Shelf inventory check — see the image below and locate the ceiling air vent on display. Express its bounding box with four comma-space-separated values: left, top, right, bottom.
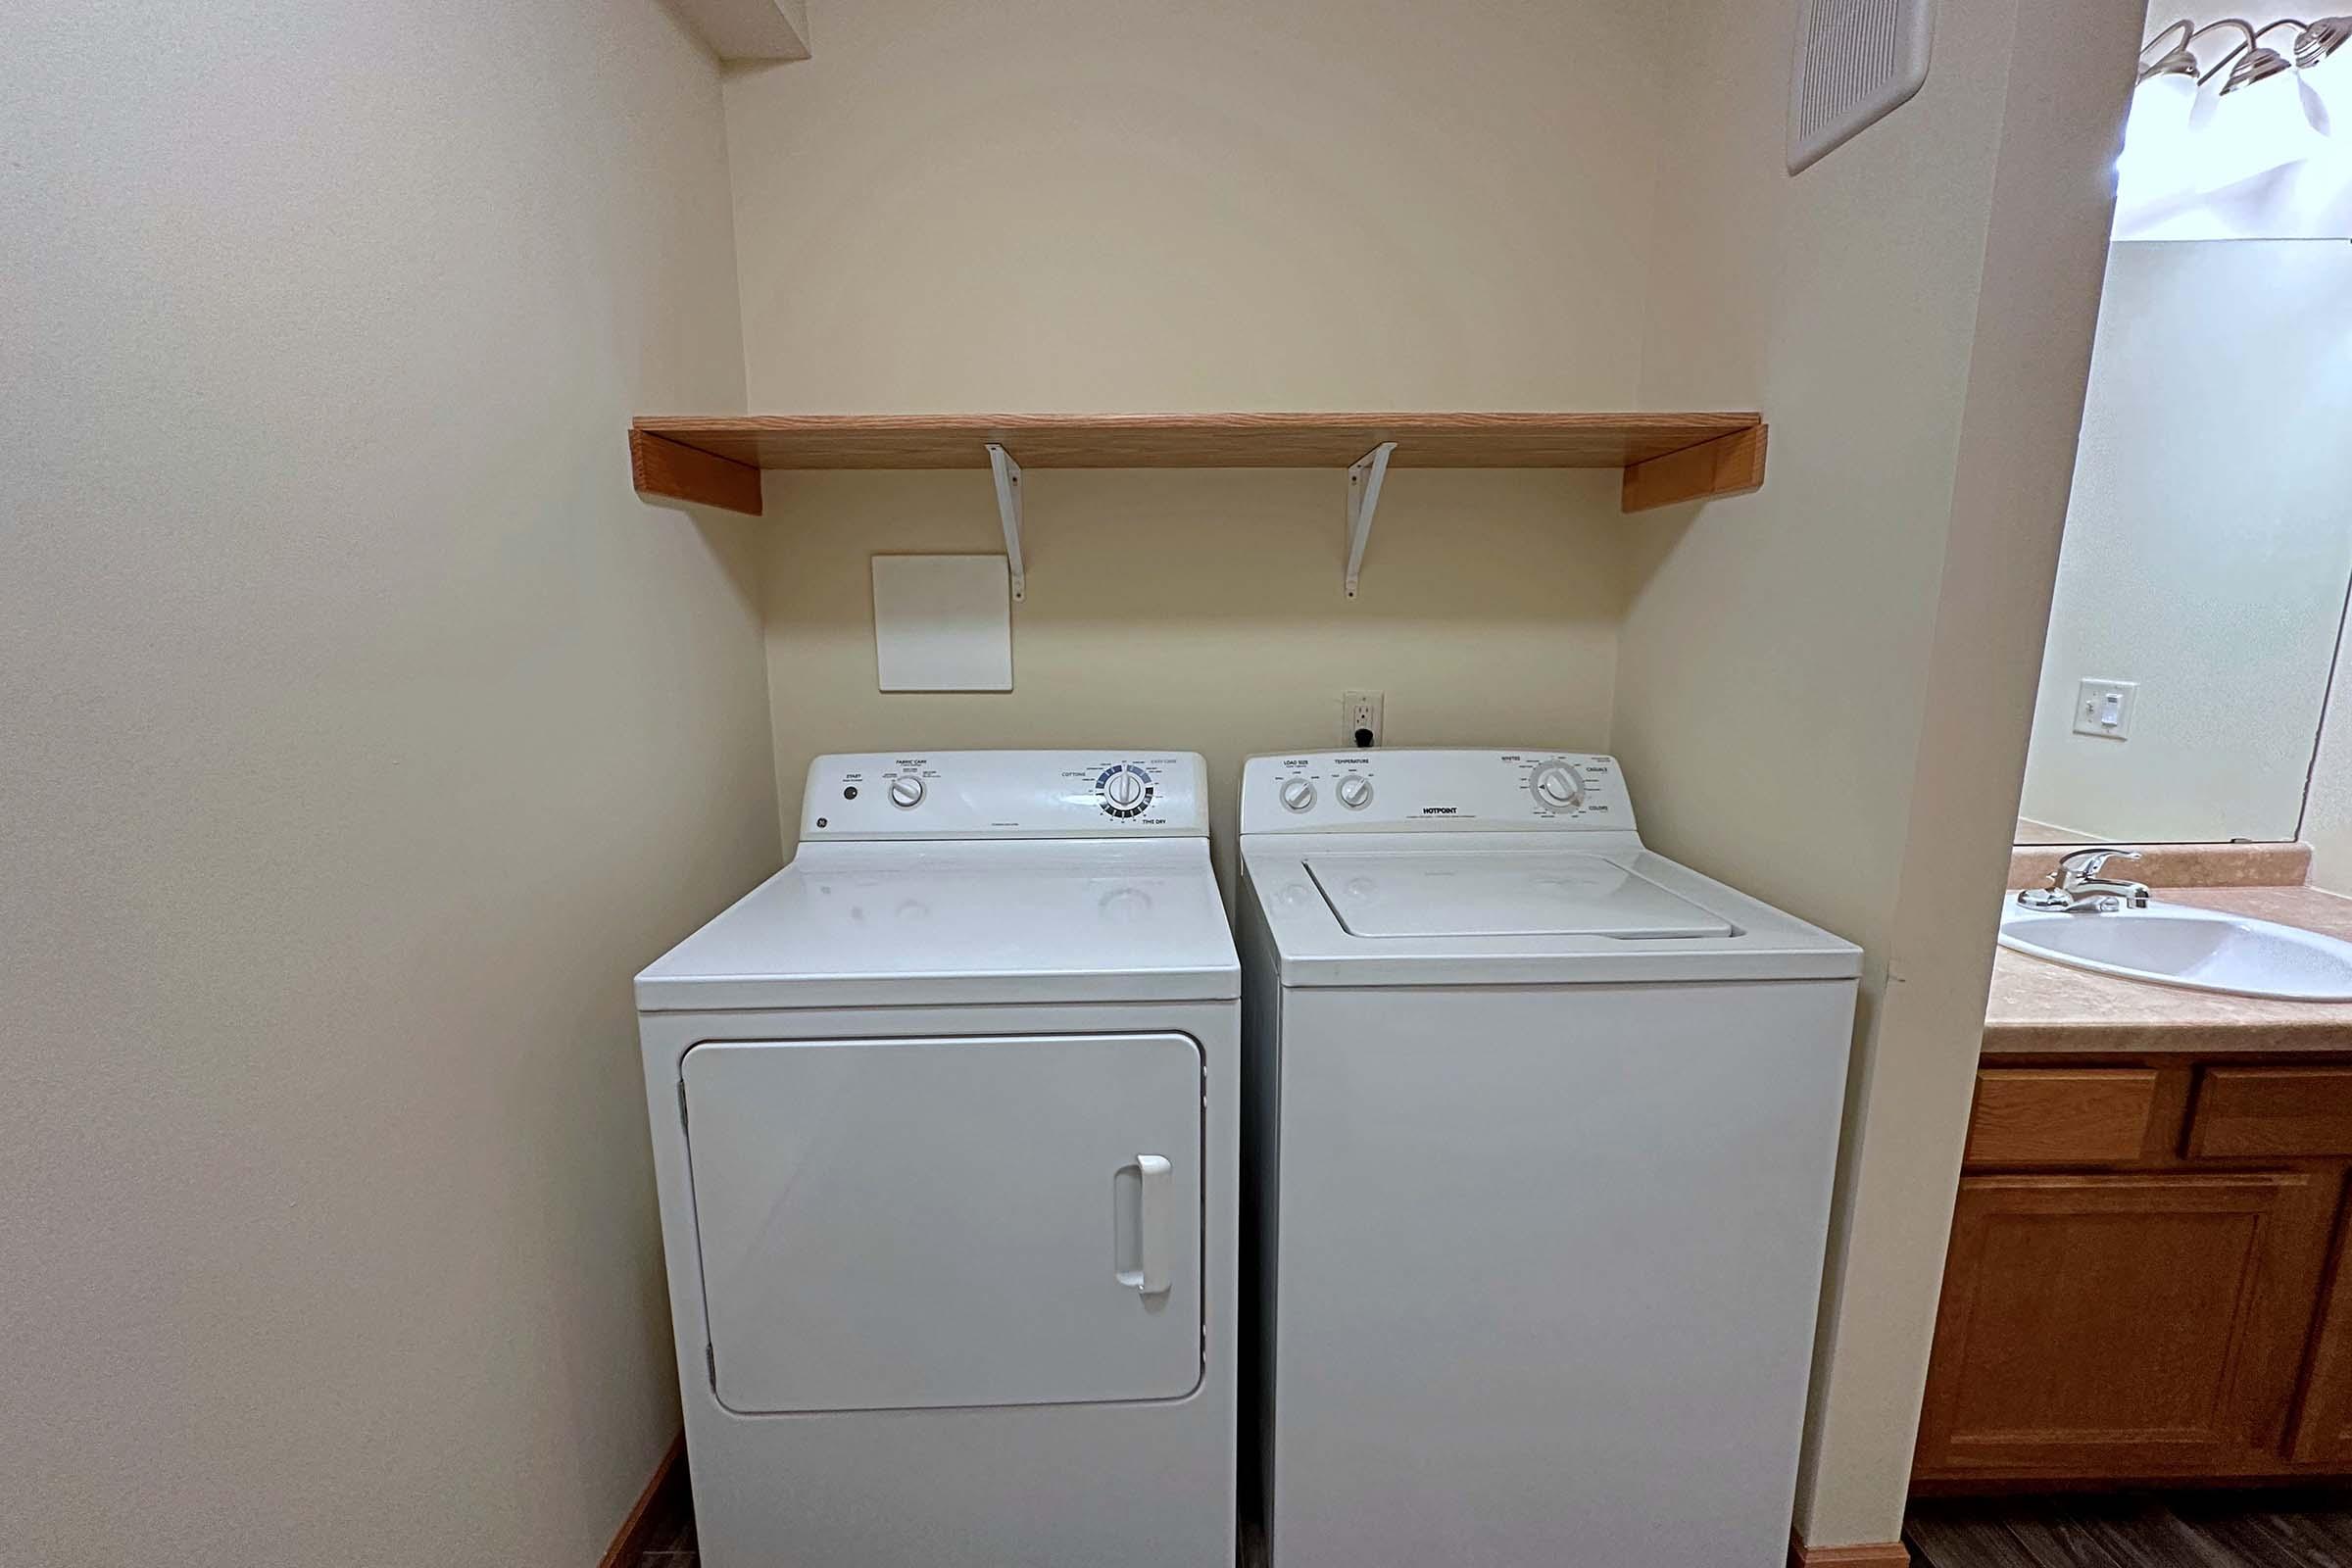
1788, 0, 1935, 173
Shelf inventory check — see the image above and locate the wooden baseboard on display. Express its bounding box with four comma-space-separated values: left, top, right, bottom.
599, 1431, 688, 1568
1789, 1527, 1912, 1568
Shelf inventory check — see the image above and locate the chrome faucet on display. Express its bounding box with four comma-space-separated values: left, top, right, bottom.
2016, 847, 2151, 913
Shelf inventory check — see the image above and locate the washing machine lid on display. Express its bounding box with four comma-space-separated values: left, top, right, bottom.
1305, 852, 1734, 939
1243, 841, 1862, 986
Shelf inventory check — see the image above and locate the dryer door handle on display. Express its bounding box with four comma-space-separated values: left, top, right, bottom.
1116, 1154, 1174, 1298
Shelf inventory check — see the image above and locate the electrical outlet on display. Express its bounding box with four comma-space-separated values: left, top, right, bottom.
1343, 690, 1383, 749
2072, 678, 2137, 740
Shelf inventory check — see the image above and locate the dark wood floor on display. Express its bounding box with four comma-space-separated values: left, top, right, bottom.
637, 1520, 1259, 1566
629, 1485, 695, 1567
1908, 1494, 2352, 1568
632, 1523, 1256, 1566
643, 1492, 2352, 1565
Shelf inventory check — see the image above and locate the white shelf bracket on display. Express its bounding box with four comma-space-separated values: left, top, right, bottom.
1344, 442, 1396, 599
986, 442, 1025, 602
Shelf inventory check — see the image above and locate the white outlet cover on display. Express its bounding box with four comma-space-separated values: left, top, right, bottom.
871, 555, 1012, 692
2072, 677, 2137, 741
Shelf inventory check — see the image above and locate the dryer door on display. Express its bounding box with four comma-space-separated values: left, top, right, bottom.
680, 1032, 1204, 1412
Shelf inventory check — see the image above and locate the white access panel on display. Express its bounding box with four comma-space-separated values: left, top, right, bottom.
871, 555, 1013, 691
683, 1033, 1203, 1413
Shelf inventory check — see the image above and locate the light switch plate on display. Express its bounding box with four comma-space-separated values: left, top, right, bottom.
2072, 677, 2137, 740
871, 555, 1012, 692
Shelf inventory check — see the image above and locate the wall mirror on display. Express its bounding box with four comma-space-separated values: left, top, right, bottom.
2015, 237, 2352, 847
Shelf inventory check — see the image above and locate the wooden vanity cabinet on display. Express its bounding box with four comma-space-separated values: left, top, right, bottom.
1914, 1057, 2352, 1488
2295, 1205, 2352, 1465
1918, 1169, 2331, 1476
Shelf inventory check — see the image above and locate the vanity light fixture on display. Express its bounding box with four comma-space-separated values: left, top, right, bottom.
2129, 15, 2342, 195
2137, 15, 2352, 108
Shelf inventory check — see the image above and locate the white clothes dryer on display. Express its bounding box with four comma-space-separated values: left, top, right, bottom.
638, 751, 1239, 1567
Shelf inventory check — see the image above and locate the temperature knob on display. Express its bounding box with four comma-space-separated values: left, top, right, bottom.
1279, 778, 1317, 812
1530, 761, 1585, 810
1336, 775, 1372, 809
889, 776, 925, 808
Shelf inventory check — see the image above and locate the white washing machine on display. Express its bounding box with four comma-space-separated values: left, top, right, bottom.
1237, 749, 1861, 1568
637, 751, 1239, 1568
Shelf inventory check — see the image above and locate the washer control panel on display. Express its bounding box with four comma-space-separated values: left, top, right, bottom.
802, 751, 1208, 839
1239, 750, 1633, 833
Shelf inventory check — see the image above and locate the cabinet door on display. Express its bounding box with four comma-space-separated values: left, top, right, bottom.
682, 1033, 1203, 1414
2292, 1200, 2352, 1463
1916, 1173, 2334, 1478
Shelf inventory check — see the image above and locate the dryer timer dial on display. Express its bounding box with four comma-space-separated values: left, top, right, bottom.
1097, 763, 1156, 818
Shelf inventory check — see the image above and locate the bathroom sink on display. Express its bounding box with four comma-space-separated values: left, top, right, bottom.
1998, 899, 2352, 1003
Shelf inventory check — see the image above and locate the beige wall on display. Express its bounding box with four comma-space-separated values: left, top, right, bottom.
760, 468, 1625, 870
722, 0, 1674, 855
723, 0, 1669, 415
1, 3, 777, 1564
1617, 0, 2140, 1546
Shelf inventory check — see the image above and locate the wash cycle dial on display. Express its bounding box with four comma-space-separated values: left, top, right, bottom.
1097, 762, 1156, 819
1530, 761, 1585, 810
889, 776, 925, 808
1280, 778, 1317, 812
1336, 775, 1372, 809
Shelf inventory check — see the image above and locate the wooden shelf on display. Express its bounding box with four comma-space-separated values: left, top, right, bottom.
627, 412, 1768, 518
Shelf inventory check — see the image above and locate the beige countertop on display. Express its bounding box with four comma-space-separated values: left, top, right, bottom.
1984, 884, 2352, 1056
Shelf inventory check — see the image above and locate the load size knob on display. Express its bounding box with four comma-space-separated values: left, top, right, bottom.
1280, 778, 1317, 812
1336, 775, 1372, 809
1530, 762, 1584, 810
889, 776, 925, 808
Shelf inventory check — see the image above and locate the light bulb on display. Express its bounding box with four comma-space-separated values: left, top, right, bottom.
2117, 69, 2198, 201
2188, 57, 2321, 192
2298, 19, 2352, 134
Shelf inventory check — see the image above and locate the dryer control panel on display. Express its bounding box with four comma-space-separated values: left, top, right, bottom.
1239, 750, 1635, 834
803, 751, 1209, 840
